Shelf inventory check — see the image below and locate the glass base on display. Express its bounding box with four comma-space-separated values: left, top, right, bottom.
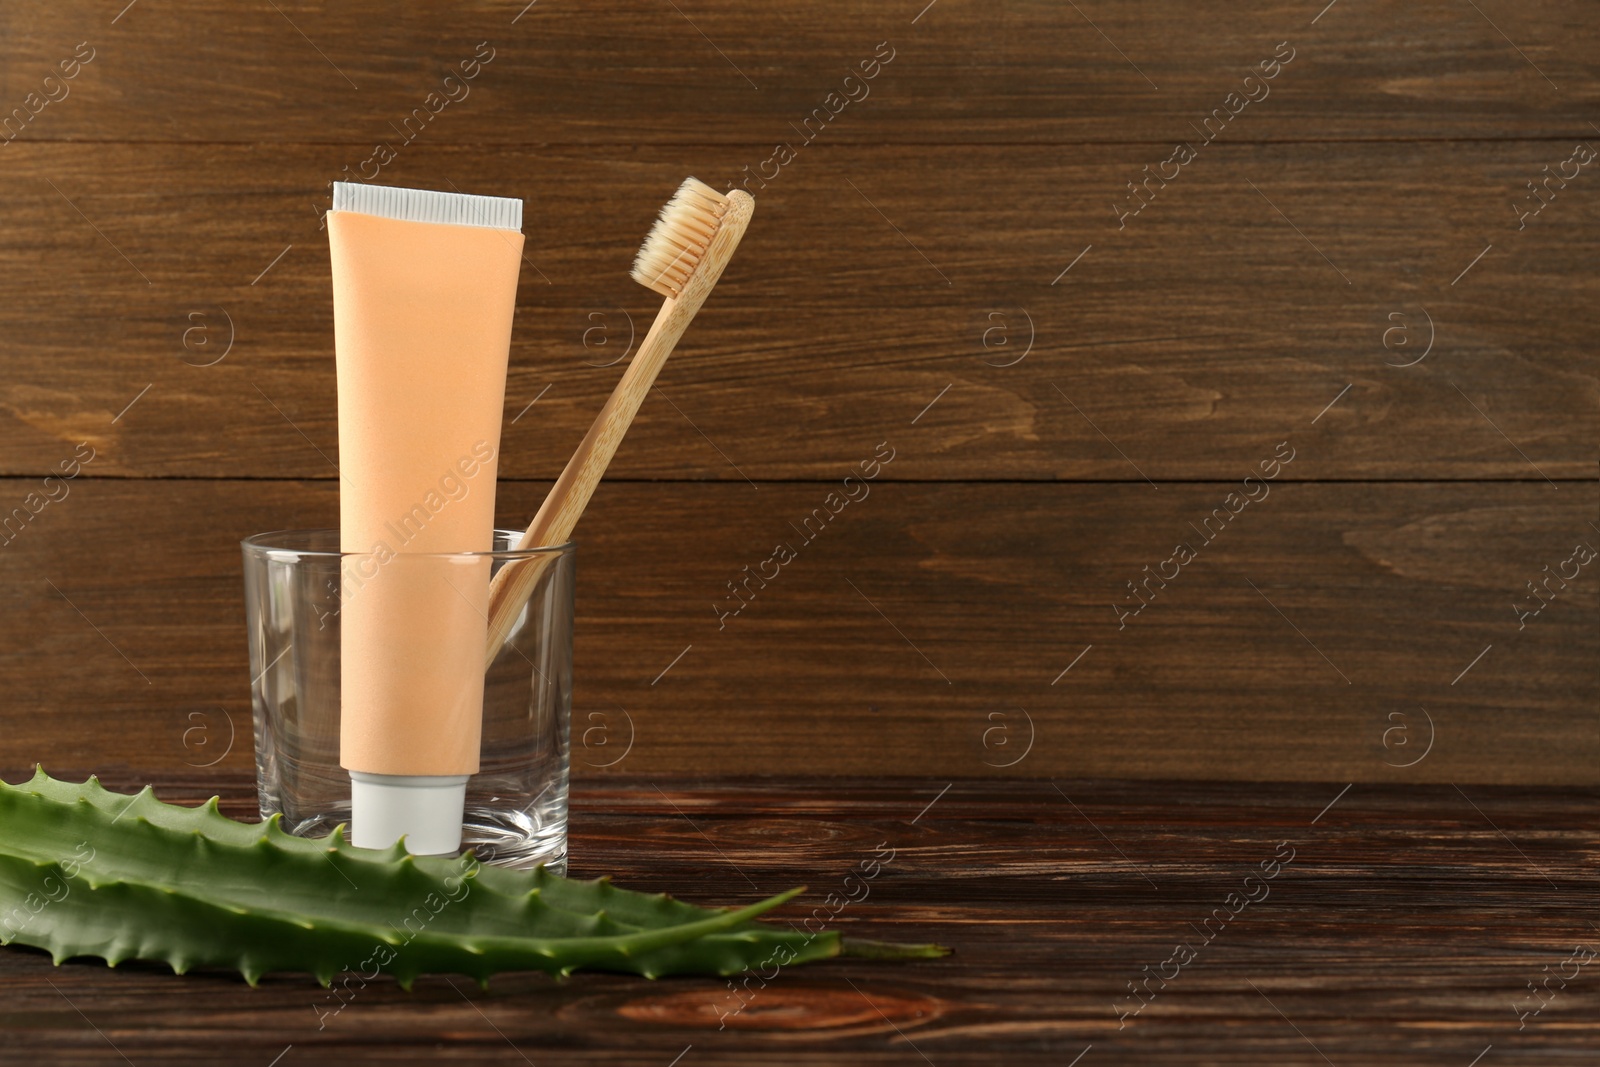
279, 803, 568, 874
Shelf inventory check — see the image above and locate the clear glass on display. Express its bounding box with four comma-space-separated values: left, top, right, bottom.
241, 529, 573, 872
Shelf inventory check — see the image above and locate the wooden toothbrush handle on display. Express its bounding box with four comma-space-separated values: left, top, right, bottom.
483, 192, 753, 668
480, 304, 682, 668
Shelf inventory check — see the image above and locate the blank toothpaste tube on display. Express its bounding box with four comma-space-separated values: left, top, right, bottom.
327, 181, 523, 854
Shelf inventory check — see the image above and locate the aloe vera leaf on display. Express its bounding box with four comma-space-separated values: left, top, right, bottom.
839, 936, 949, 959
484, 866, 847, 972
9, 771, 734, 936
0, 771, 944, 984
0, 846, 798, 986
0, 771, 799, 983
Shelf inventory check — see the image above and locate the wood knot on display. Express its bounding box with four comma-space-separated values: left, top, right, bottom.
617, 982, 945, 1033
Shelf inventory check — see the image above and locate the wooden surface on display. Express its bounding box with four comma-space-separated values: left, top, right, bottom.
2, 775, 1597, 1065
1, 1, 1596, 142
1, 475, 1595, 784
1, 0, 1597, 785
1, 141, 1596, 481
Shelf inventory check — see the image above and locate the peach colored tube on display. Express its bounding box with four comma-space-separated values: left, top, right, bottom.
329, 210, 523, 776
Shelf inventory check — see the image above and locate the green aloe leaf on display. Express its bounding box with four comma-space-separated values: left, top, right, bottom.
0, 770, 945, 986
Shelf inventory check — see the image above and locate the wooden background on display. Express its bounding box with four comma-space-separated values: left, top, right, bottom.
0, 0, 1596, 786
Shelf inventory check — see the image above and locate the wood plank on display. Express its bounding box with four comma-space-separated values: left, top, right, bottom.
0, 476, 1592, 785
0, 142, 1593, 480
0, 776, 1594, 1063
1, 1, 1594, 145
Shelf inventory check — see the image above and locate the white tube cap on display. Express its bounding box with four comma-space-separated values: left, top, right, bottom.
349, 771, 469, 855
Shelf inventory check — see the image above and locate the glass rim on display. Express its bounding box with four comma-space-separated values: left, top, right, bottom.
241, 528, 575, 563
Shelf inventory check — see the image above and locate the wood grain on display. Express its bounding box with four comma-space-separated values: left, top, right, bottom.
0, 5, 1595, 1057
0, 142, 1593, 481
1, 1, 1594, 144
0, 0, 1595, 787
0, 476, 1592, 786
1, 776, 1594, 1064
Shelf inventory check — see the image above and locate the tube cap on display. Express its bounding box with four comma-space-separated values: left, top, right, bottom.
349, 771, 469, 855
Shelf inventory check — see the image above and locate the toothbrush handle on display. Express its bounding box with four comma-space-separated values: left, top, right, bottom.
484, 193, 753, 668
481, 301, 685, 668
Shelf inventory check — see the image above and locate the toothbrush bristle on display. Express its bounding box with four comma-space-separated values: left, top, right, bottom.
630, 177, 730, 299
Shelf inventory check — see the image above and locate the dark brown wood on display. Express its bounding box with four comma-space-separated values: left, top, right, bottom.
2, 1, 1595, 144
0, 0, 1596, 1056
0, 141, 1594, 481
0, 776, 1595, 1064
0, 476, 1592, 785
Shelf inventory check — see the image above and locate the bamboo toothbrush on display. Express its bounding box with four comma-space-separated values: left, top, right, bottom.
484, 178, 755, 667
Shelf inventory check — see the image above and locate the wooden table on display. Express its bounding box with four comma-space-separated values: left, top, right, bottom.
3, 776, 1595, 1064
